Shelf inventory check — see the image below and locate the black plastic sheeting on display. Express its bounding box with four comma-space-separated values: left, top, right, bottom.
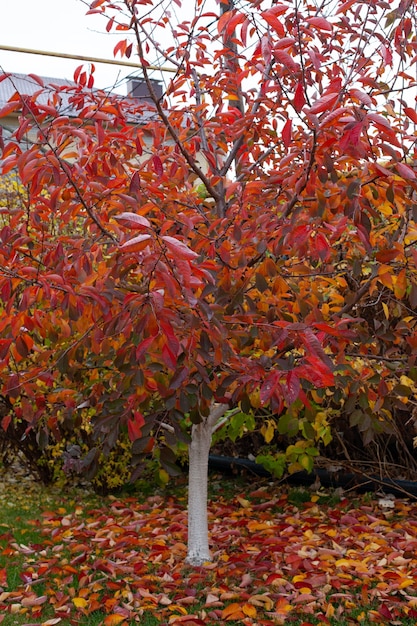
208, 455, 417, 499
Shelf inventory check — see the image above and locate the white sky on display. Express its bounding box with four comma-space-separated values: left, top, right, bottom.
0, 0, 157, 94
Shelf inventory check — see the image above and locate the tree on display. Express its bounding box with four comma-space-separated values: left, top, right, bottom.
1, 0, 417, 564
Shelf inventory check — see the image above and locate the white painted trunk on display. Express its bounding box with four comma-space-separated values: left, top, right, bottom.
186, 403, 228, 566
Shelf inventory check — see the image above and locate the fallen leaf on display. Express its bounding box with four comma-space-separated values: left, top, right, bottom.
103, 615, 127, 626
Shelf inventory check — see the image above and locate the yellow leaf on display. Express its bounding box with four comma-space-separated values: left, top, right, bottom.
382, 301, 389, 319
242, 603, 257, 617
326, 603, 336, 618
379, 201, 393, 217
73, 597, 88, 609
168, 605, 187, 614
159, 469, 170, 485
292, 574, 307, 583
261, 419, 276, 443
249, 594, 274, 610
400, 375, 415, 388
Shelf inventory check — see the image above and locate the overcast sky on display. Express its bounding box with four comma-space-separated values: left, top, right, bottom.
0, 0, 158, 94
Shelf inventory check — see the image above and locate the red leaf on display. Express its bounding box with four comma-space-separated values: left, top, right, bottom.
273, 50, 299, 72
262, 10, 285, 37
28, 73, 44, 87
314, 232, 331, 261
282, 371, 300, 405
106, 16, 115, 32
308, 93, 339, 115
135, 135, 143, 156
115, 212, 151, 230
217, 10, 233, 35
339, 122, 364, 153
241, 18, 250, 47
376, 247, 402, 263
298, 356, 334, 388
282, 118, 292, 149
136, 336, 155, 361
129, 170, 141, 194
1, 414, 11, 432
169, 366, 189, 391
128, 411, 145, 442
306, 17, 333, 31
300, 328, 334, 369
15, 335, 33, 359
337, 0, 358, 13
0, 339, 12, 360
294, 82, 306, 112
162, 236, 199, 260
349, 88, 373, 107
153, 155, 164, 177
261, 34, 272, 65
0, 100, 21, 118
396, 162, 416, 180
379, 43, 393, 67
73, 65, 85, 85
260, 371, 280, 405
160, 320, 180, 357
404, 106, 417, 124
162, 343, 177, 369
120, 234, 152, 252
113, 39, 129, 58
367, 113, 401, 146
224, 11, 246, 38
378, 605, 394, 620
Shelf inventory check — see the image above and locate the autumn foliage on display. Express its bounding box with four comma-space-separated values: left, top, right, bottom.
0, 0, 417, 485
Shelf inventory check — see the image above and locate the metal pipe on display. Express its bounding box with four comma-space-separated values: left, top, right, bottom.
0, 44, 177, 73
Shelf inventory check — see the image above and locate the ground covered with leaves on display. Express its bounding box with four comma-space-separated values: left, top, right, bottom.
1, 468, 417, 626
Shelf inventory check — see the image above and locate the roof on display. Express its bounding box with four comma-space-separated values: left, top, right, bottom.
0, 72, 160, 126
0, 72, 76, 109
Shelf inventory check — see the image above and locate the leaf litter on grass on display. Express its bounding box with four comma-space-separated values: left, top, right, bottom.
1, 471, 417, 625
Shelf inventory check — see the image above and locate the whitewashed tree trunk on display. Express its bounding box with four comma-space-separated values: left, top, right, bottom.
186, 403, 228, 566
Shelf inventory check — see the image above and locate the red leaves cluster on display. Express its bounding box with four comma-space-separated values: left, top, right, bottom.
2, 485, 417, 624
1, 0, 417, 481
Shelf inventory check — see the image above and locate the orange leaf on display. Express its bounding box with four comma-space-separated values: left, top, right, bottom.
221, 603, 245, 620
103, 615, 126, 626
276, 596, 293, 614
394, 268, 407, 299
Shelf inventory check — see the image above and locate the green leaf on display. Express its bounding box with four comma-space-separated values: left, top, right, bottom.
278, 413, 299, 437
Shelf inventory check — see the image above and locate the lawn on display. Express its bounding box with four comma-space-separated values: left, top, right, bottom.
1, 464, 417, 625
